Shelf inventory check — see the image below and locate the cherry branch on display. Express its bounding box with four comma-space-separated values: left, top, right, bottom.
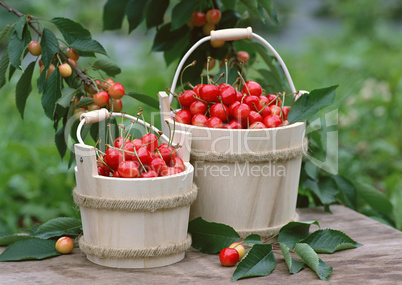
0, 0, 96, 90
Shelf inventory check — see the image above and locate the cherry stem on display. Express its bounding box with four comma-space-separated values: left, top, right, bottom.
193, 94, 214, 104
133, 146, 147, 172
214, 72, 225, 84
180, 60, 196, 92
200, 73, 204, 86
206, 57, 211, 84
219, 97, 230, 122
237, 71, 251, 96
225, 59, 228, 84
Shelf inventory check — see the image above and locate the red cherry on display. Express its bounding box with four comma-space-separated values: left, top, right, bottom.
217, 83, 230, 92
205, 116, 223, 128
139, 170, 158, 178
218, 85, 237, 105
117, 161, 139, 178
179, 90, 197, 108
243, 95, 259, 111
109, 83, 125, 99
193, 84, 202, 95
191, 113, 208, 127
282, 106, 290, 120
229, 101, 241, 117
199, 84, 218, 103
267, 94, 281, 106
237, 51, 250, 64
149, 157, 167, 175
190, 11, 206, 27
232, 103, 251, 121
236, 91, 243, 102
270, 105, 282, 116
132, 138, 142, 149
123, 142, 136, 160
66, 48, 79, 61
206, 9, 221, 24
172, 157, 185, 171
97, 166, 109, 177
224, 120, 242, 129
175, 109, 192, 124
158, 145, 177, 165
248, 111, 263, 124
132, 146, 152, 165
104, 148, 123, 171
258, 96, 269, 111
242, 81, 262, 97
108, 99, 123, 112
93, 91, 109, 107
249, 121, 266, 129
28, 41, 42, 56
189, 100, 208, 116
263, 114, 282, 128
141, 133, 159, 152
260, 104, 272, 118
113, 171, 120, 178
210, 103, 229, 123
219, 248, 239, 267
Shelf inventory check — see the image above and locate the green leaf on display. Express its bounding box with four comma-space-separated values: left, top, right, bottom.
356, 183, 394, 216
126, 0, 148, 33
37, 64, 47, 93
31, 230, 68, 240
240, 0, 264, 22
163, 32, 189, 66
0, 24, 15, 41
152, 23, 189, 52
55, 126, 67, 158
103, 0, 129, 31
0, 51, 9, 89
278, 221, 320, 249
51, 17, 91, 44
0, 239, 60, 261
92, 59, 121, 77
188, 217, 240, 254
303, 178, 339, 208
145, 0, 169, 29
57, 87, 77, 109
76, 97, 94, 108
287, 85, 337, 124
332, 175, 357, 209
300, 229, 362, 253
0, 234, 36, 246
304, 161, 319, 181
256, 68, 284, 94
16, 61, 35, 119
70, 39, 107, 55
293, 243, 333, 281
232, 244, 276, 281
279, 243, 305, 274
41, 68, 62, 118
7, 33, 25, 69
257, 0, 279, 24
35, 217, 82, 233
244, 234, 262, 244
126, 92, 159, 109
14, 16, 27, 40
218, 10, 241, 29
170, 0, 199, 31
40, 28, 60, 68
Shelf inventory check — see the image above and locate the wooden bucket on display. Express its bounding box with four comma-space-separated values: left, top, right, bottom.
159, 27, 306, 239
73, 109, 196, 268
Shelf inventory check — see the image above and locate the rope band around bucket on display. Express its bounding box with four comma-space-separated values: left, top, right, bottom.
236, 212, 299, 239
190, 138, 308, 163
73, 184, 198, 212
79, 234, 192, 259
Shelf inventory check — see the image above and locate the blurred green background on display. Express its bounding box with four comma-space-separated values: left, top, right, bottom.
0, 0, 401, 232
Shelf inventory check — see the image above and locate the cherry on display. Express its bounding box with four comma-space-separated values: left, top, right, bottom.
193, 84, 202, 95
267, 94, 281, 106
175, 109, 192, 125
224, 120, 242, 129
87, 103, 100, 111
108, 99, 123, 112
229, 101, 241, 117
249, 121, 266, 129
270, 105, 282, 116
68, 58, 78, 68
210, 40, 225, 48
210, 103, 229, 123
55, 237, 74, 254
58, 63, 72, 77
28, 41, 42, 56
123, 142, 136, 160
232, 103, 251, 121
109, 83, 125, 99
66, 48, 79, 60
258, 96, 270, 111
206, 9, 221, 24
113, 171, 120, 178
157, 144, 177, 165
229, 242, 246, 260
104, 148, 123, 171
237, 51, 250, 64
190, 11, 206, 27
202, 22, 215, 36
243, 95, 259, 111
149, 157, 167, 175
141, 133, 159, 152
263, 114, 282, 128
282, 106, 290, 120
191, 113, 208, 127
47, 63, 56, 78
219, 248, 239, 266
179, 90, 197, 108
97, 165, 109, 177
199, 84, 218, 102
242, 81, 262, 97
132, 146, 152, 165
219, 85, 237, 105
114, 137, 131, 149
102, 78, 115, 91
248, 111, 263, 124
93, 91, 109, 107
204, 57, 216, 70
139, 170, 158, 178
172, 156, 185, 171
118, 160, 139, 178
205, 116, 223, 128
160, 166, 181, 177
132, 138, 142, 149
189, 100, 208, 116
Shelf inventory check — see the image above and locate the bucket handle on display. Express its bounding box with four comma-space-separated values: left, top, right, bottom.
76, 109, 171, 146
168, 26, 297, 105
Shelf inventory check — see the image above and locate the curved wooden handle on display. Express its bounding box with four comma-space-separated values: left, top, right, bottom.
210, 27, 252, 41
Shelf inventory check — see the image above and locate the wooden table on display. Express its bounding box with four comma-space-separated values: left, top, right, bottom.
1, 205, 401, 284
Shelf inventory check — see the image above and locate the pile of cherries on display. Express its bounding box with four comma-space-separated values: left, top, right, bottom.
174, 80, 290, 129
97, 132, 185, 179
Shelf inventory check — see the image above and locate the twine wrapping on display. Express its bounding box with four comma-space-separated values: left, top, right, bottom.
190, 137, 308, 163
236, 212, 299, 239
73, 183, 198, 212
79, 234, 192, 259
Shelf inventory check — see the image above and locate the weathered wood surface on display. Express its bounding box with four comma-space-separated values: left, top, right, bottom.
1, 205, 401, 284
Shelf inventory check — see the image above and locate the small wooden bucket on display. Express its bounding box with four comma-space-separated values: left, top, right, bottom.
159, 27, 306, 239
73, 109, 196, 268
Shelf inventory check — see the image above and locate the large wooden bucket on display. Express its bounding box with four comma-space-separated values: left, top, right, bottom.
73, 109, 195, 268
159, 27, 306, 239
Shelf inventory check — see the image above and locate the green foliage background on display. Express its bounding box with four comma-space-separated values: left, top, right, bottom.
0, 0, 401, 232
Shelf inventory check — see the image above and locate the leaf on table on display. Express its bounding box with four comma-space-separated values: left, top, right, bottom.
293, 243, 333, 281
188, 217, 240, 254
244, 234, 262, 244
277, 220, 320, 249
0, 234, 36, 246
35, 217, 82, 233
301, 229, 362, 253
232, 244, 276, 281
287, 85, 338, 124
0, 239, 60, 261
279, 243, 305, 274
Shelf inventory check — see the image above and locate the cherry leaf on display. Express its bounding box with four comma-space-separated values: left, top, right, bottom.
0, 239, 60, 261
244, 234, 262, 244
279, 242, 305, 274
232, 244, 276, 281
35, 217, 82, 233
16, 61, 35, 119
300, 229, 362, 253
278, 221, 320, 249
